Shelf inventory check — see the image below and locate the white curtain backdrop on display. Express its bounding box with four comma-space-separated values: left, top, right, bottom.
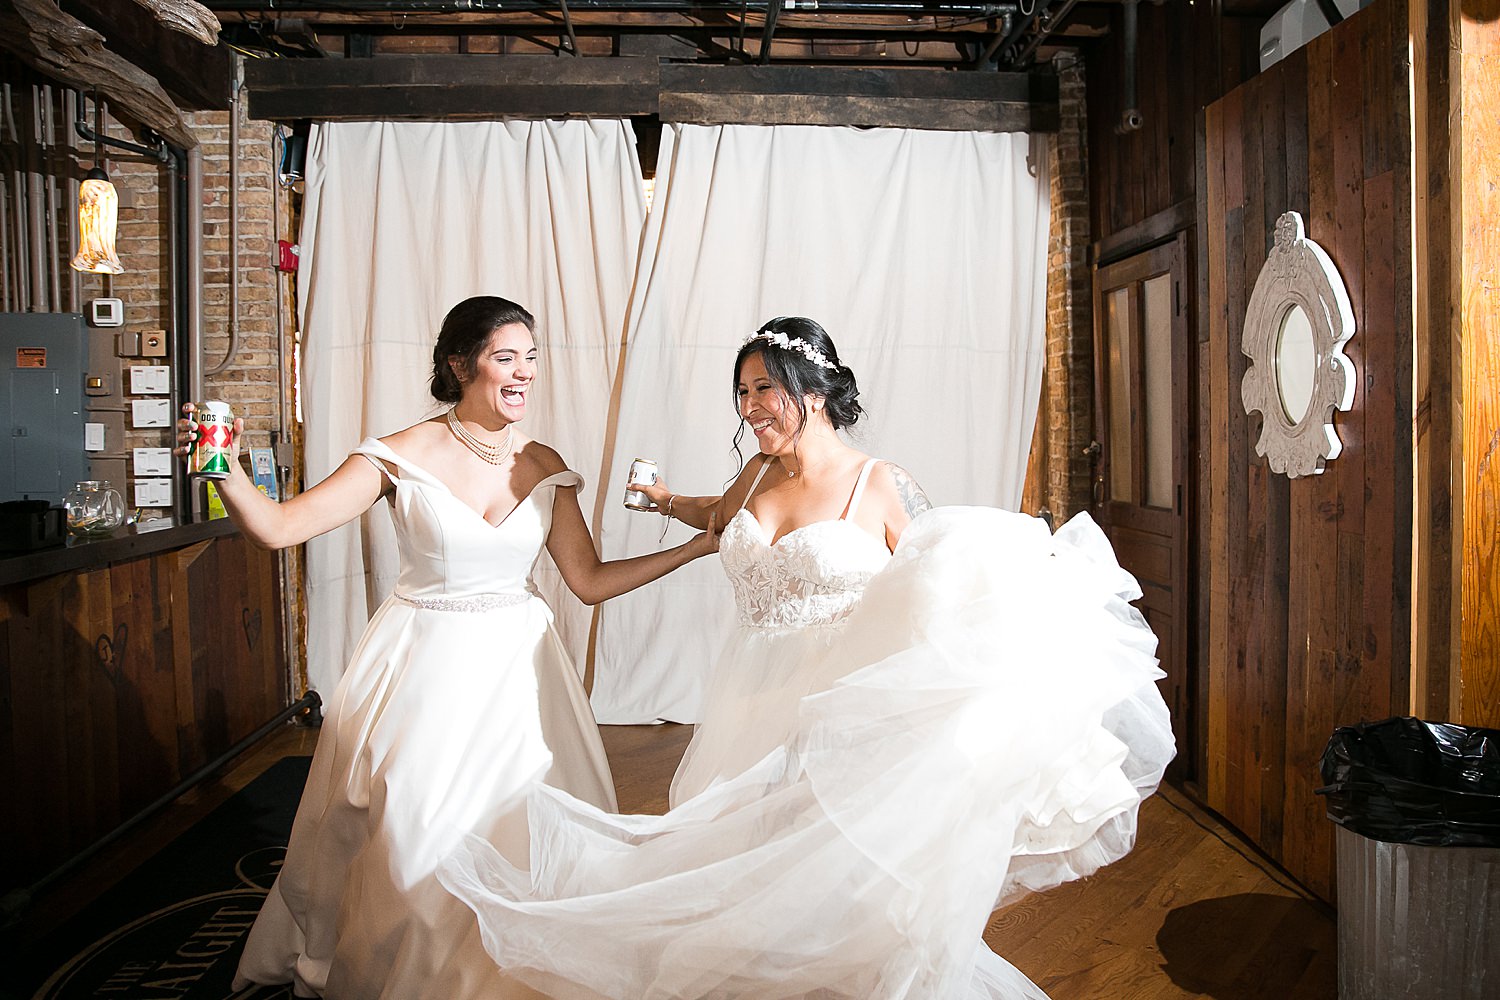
297, 119, 646, 696
588, 123, 1051, 724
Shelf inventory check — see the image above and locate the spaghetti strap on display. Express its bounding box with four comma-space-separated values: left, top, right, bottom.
739, 457, 775, 512
842, 459, 880, 521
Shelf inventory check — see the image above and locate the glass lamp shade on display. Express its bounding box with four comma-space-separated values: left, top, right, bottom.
70, 168, 124, 274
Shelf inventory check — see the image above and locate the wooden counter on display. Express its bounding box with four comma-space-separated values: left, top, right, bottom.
0, 520, 289, 893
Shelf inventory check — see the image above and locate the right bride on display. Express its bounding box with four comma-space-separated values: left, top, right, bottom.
441, 316, 1177, 999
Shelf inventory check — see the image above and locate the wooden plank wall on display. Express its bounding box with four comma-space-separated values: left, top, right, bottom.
1457, 0, 1500, 729
1086, 0, 1260, 241
1199, 0, 1412, 901
0, 534, 287, 890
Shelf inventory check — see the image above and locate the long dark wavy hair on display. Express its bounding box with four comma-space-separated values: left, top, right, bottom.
730, 316, 863, 473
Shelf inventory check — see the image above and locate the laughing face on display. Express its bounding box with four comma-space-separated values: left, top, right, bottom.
453, 321, 537, 421
737, 352, 805, 457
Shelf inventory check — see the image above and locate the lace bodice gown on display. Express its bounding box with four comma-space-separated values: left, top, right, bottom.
232, 439, 616, 1000
440, 465, 1176, 1000
671, 458, 891, 804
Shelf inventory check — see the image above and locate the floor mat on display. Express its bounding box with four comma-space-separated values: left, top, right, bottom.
11, 755, 312, 1000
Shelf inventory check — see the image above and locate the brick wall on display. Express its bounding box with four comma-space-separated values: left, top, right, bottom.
1022, 54, 1094, 525
79, 91, 286, 485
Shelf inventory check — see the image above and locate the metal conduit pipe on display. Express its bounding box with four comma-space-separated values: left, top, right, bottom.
187, 145, 205, 404
206, 69, 242, 376
4, 83, 27, 312
0, 173, 10, 312
65, 89, 80, 311
1116, 0, 1142, 133
42, 85, 61, 313
27, 85, 47, 312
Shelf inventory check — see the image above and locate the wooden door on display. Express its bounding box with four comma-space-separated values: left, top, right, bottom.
1092, 233, 1194, 780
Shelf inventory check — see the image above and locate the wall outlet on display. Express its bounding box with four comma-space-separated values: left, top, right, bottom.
140, 330, 168, 357
129, 365, 171, 395
132, 447, 173, 476
133, 478, 173, 507
131, 398, 172, 428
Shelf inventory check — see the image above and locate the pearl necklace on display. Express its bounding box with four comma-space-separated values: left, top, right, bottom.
446, 408, 514, 465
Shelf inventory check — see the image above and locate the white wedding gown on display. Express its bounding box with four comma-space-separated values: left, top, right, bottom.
233, 439, 617, 999
440, 459, 1176, 999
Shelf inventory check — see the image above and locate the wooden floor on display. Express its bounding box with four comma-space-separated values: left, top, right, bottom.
19, 721, 1337, 999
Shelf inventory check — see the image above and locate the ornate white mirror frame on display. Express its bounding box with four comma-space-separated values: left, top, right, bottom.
1240, 211, 1357, 478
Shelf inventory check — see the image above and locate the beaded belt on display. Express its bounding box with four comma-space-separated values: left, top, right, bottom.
393, 591, 531, 613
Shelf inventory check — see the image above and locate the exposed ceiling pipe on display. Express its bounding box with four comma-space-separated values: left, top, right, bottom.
1007, 0, 1079, 67
758, 0, 782, 63
557, 0, 582, 53
1115, 0, 1142, 133
208, 0, 1012, 14
74, 92, 174, 165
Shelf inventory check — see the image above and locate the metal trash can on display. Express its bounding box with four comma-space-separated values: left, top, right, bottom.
1319, 717, 1500, 1000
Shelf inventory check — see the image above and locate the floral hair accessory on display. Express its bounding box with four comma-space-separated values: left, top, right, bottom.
744, 329, 839, 371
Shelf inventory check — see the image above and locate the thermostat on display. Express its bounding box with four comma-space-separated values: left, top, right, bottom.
89, 298, 124, 327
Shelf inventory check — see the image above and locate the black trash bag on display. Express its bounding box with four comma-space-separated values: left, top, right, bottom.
1317, 716, 1500, 848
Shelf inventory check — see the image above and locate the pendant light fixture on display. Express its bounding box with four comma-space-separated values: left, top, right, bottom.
71, 91, 124, 275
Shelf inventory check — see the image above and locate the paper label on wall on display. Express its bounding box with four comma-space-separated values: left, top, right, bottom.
131, 398, 172, 428
16, 347, 45, 368
133, 447, 173, 476
129, 365, 171, 395
249, 446, 279, 500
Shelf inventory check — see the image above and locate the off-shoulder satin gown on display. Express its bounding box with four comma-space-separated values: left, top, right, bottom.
234, 438, 616, 999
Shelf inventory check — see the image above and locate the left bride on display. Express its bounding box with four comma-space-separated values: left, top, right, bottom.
181, 296, 719, 999
439, 316, 1176, 999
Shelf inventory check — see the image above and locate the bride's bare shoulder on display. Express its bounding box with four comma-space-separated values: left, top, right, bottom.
377, 416, 446, 452
871, 461, 933, 519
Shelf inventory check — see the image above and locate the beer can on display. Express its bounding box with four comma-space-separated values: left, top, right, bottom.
623, 458, 658, 511
191, 400, 234, 479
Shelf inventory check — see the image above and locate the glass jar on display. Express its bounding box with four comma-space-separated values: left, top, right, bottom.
65, 480, 126, 538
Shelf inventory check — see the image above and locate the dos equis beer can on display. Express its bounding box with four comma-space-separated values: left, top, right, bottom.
191, 400, 234, 479
623, 458, 658, 511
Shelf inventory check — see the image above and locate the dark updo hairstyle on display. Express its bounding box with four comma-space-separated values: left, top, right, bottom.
731, 316, 863, 469
429, 296, 536, 404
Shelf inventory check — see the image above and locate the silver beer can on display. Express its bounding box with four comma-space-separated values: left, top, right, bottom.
623, 458, 658, 511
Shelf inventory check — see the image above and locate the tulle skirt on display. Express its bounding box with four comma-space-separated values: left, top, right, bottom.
440, 508, 1176, 999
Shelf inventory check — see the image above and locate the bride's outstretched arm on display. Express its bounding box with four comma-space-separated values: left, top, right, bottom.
176, 405, 387, 550
634, 457, 768, 531
546, 487, 719, 606
636, 482, 720, 530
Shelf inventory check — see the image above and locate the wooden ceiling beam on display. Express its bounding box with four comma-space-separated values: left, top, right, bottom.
217, 9, 1000, 33
244, 53, 662, 120
0, 0, 198, 147
243, 53, 1057, 132
62, 0, 232, 109
660, 62, 1056, 130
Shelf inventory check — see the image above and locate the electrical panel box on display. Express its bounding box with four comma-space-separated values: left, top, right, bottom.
1, 313, 89, 505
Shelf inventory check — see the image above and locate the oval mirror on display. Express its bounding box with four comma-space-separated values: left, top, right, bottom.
1275, 304, 1316, 424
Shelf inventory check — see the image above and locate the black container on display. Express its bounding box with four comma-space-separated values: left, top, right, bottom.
1319, 716, 1500, 848
0, 499, 65, 552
